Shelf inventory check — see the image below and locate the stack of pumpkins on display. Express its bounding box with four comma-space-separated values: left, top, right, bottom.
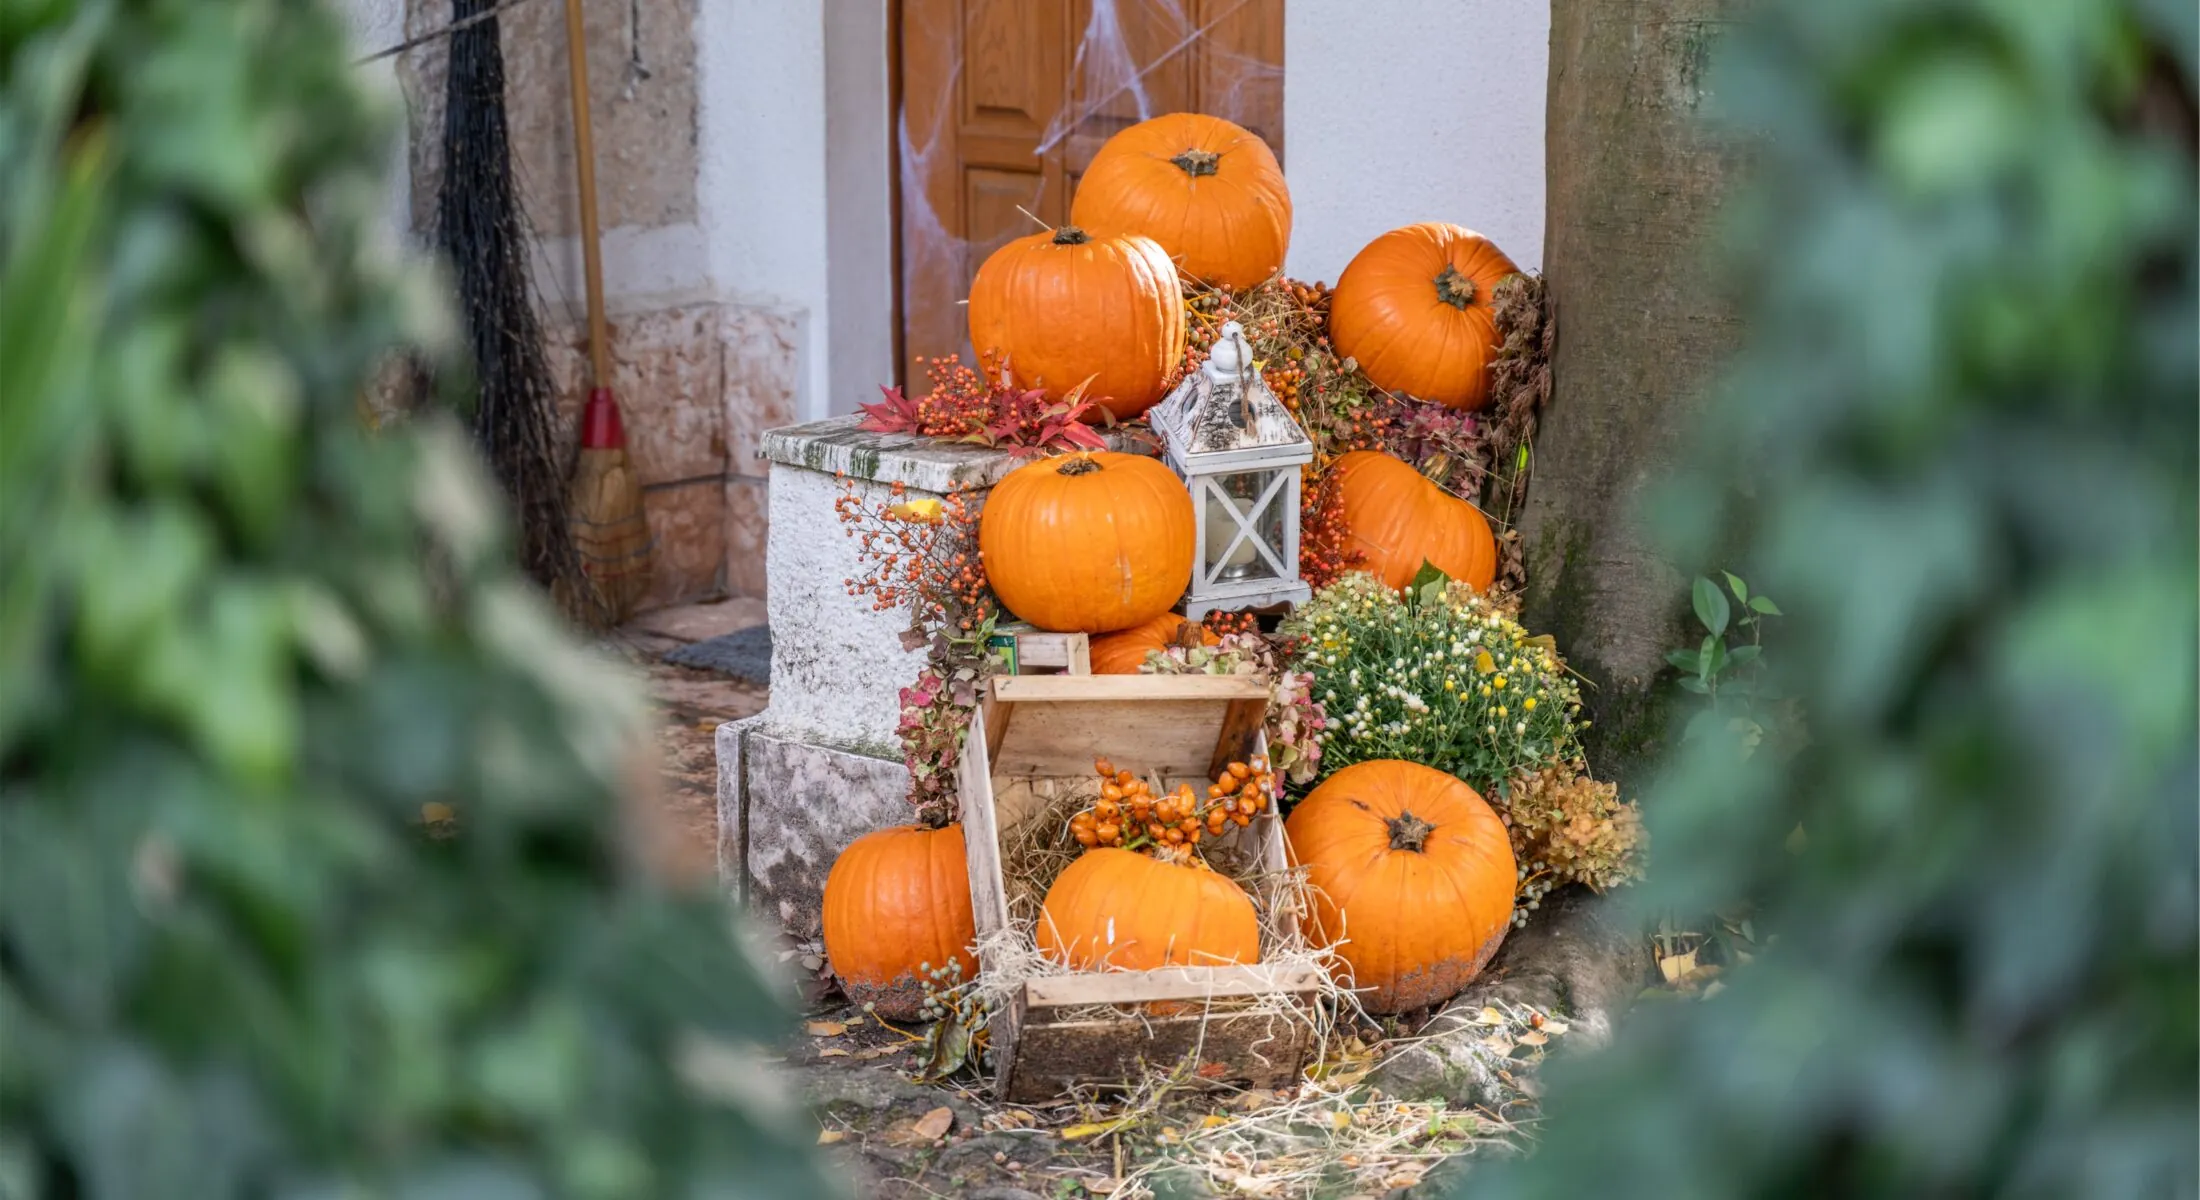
824, 111, 1530, 1024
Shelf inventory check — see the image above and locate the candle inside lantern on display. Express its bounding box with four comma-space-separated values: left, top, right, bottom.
1205, 488, 1263, 572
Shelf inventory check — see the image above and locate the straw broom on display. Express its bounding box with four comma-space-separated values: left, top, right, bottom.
436, 0, 598, 619
558, 0, 652, 622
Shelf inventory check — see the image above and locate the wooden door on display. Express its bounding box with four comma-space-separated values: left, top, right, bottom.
895, 0, 1285, 389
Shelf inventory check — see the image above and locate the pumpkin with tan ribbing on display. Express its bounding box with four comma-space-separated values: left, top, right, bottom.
1330, 450, 1496, 592
1070, 112, 1292, 291
1087, 611, 1218, 674
1285, 760, 1516, 1014
1037, 847, 1261, 973
967, 225, 1185, 420
980, 452, 1195, 634
822, 824, 978, 1020
1329, 223, 1520, 410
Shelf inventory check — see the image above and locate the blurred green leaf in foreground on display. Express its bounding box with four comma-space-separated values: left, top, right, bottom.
1471, 0, 2196, 1196
0, 2, 837, 1196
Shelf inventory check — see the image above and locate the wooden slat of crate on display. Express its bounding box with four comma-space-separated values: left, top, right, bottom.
1004, 1008, 1316, 1104
987, 624, 1091, 675
958, 673, 1318, 1101
986, 675, 1268, 779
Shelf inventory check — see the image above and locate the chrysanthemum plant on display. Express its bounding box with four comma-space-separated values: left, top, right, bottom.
1282, 568, 1645, 921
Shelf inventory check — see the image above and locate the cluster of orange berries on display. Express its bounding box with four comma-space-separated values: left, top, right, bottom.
834, 480, 991, 632
1297, 467, 1361, 589
893, 354, 1011, 438
1070, 757, 1274, 856
1263, 363, 1305, 415
1284, 278, 1332, 318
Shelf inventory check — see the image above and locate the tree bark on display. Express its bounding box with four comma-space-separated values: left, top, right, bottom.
1520, 0, 1750, 791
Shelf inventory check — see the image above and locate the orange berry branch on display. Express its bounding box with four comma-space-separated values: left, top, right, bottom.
1069, 756, 1274, 867
835, 478, 999, 823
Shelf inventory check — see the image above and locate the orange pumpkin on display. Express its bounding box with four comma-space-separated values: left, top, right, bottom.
979, 452, 1195, 634
1330, 450, 1496, 592
1088, 611, 1218, 674
822, 825, 978, 1020
1038, 848, 1261, 972
967, 225, 1186, 420
1329, 223, 1520, 410
1285, 761, 1516, 1014
1070, 113, 1292, 291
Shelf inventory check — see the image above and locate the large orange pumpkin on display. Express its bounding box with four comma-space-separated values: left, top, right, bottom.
822, 825, 978, 1020
1285, 761, 1516, 1014
1038, 848, 1261, 972
1070, 113, 1292, 291
1088, 611, 1218, 674
1329, 223, 1520, 410
1330, 450, 1496, 592
966, 225, 1185, 420
980, 452, 1194, 634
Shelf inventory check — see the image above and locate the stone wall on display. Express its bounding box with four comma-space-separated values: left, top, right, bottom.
386, 0, 792, 607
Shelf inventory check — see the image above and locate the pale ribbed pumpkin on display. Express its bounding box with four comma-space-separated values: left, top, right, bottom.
822, 825, 977, 1020
1070, 112, 1292, 291
1330, 450, 1496, 592
967, 225, 1186, 420
1285, 761, 1516, 1014
1037, 848, 1260, 973
1088, 611, 1217, 674
979, 452, 1195, 634
1329, 223, 1520, 410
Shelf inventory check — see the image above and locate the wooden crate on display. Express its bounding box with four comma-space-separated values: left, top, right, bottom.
985, 622, 1091, 675
956, 674, 1321, 1103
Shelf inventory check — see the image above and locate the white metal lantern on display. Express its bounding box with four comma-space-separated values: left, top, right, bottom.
1149, 320, 1313, 618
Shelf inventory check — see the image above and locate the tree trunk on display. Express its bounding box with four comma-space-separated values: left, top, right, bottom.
1520, 0, 1749, 791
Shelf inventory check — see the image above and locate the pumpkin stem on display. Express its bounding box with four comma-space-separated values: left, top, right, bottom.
1434, 265, 1477, 311
1052, 225, 1092, 246
1170, 149, 1222, 177
1055, 454, 1103, 476
1387, 810, 1437, 853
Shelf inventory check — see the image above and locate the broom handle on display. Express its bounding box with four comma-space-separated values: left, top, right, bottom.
563, 0, 610, 388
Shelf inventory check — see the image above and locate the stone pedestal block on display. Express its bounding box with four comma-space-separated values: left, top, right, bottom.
717, 417, 1145, 933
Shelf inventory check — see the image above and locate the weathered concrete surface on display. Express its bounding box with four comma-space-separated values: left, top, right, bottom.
1367, 887, 1649, 1105
717, 720, 911, 938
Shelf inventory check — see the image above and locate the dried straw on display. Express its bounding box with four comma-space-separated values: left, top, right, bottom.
977, 775, 1361, 1040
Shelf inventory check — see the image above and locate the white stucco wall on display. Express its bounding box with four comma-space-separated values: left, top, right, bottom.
334, 0, 412, 248
1283, 1, 1548, 281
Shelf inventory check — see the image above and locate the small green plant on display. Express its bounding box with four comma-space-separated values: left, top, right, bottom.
1665, 572, 1784, 754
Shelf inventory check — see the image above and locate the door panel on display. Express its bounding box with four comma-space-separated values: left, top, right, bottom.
897, 0, 1284, 389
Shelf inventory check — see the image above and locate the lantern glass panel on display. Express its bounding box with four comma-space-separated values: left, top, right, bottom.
1202, 469, 1291, 585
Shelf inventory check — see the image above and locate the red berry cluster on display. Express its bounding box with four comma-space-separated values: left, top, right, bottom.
1297, 465, 1361, 589
833, 480, 993, 636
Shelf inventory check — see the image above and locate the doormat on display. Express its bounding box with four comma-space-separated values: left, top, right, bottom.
662, 624, 771, 686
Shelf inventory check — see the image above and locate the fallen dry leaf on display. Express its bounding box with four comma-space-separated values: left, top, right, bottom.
1517, 1029, 1550, 1047
1659, 949, 1700, 984
1330, 1110, 1353, 1130
851, 1045, 904, 1061
1087, 1179, 1122, 1195
815, 1129, 846, 1145
1060, 1118, 1133, 1142
911, 1106, 954, 1141
1473, 1006, 1506, 1026
1201, 1114, 1231, 1129
815, 1048, 851, 1058
805, 1021, 848, 1037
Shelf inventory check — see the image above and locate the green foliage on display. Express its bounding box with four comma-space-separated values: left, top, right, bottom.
1471, 0, 2196, 1196
0, 3, 835, 1196
1666, 571, 1794, 758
